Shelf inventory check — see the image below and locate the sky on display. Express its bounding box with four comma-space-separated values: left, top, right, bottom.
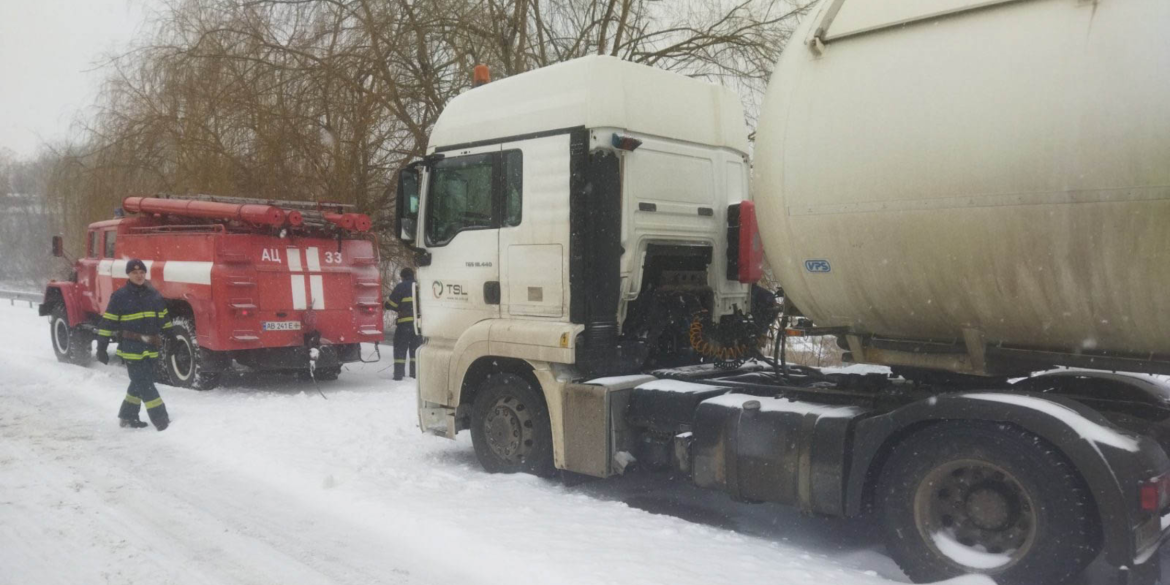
0, 0, 147, 159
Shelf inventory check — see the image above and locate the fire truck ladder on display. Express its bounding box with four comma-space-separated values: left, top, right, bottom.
147, 194, 371, 232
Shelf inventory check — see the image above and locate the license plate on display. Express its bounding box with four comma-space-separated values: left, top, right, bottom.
262, 321, 302, 331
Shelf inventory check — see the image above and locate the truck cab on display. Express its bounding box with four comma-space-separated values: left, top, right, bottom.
396, 56, 765, 462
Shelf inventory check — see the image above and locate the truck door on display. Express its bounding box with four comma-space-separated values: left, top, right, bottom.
496, 136, 566, 319
417, 146, 503, 340
78, 230, 101, 314
96, 228, 118, 312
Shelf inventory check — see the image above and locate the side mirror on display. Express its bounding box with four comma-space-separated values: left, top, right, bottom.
395, 163, 421, 243
51, 235, 64, 257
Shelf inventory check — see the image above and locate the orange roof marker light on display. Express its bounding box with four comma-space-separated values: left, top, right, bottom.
473, 64, 491, 87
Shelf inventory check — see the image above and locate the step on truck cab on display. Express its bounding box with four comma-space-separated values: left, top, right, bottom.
43, 195, 383, 388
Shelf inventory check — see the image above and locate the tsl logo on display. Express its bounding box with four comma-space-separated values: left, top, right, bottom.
433, 281, 469, 298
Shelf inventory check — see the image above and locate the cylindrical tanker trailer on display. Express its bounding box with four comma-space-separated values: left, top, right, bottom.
754, 0, 1170, 376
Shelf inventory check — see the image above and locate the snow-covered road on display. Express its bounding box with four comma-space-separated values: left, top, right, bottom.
0, 301, 1144, 585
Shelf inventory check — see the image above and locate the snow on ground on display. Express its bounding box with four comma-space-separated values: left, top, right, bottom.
0, 301, 1147, 585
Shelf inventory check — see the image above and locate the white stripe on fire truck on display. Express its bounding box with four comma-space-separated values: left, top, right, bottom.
162, 261, 212, 285
306, 247, 322, 272
290, 274, 308, 310
287, 248, 303, 272
309, 275, 325, 310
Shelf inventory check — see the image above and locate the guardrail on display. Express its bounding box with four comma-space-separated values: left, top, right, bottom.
0, 289, 42, 308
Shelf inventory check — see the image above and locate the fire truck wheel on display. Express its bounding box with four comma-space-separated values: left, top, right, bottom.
470, 373, 556, 477
877, 422, 1100, 585
49, 305, 92, 365
161, 317, 220, 390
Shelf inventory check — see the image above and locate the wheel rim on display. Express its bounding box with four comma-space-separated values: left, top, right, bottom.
483, 394, 534, 464
171, 336, 194, 381
914, 459, 1038, 572
53, 318, 70, 354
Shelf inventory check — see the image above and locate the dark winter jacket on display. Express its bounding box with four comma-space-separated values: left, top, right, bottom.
97, 282, 172, 360
385, 279, 415, 324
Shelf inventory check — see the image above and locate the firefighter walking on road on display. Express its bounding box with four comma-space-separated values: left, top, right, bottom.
385, 267, 418, 381
96, 259, 172, 431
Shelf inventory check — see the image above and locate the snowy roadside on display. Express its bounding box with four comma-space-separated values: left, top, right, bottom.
0, 302, 1031, 585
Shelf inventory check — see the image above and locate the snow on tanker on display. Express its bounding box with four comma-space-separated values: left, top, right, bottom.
41, 194, 383, 389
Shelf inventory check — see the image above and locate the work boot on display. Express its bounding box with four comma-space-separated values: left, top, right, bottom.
119, 417, 149, 429
146, 402, 170, 431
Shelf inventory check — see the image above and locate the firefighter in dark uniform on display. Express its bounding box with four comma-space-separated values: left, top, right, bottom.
385, 267, 418, 381
96, 259, 172, 430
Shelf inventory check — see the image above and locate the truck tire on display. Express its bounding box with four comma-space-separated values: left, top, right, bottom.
877, 422, 1100, 585
470, 373, 556, 477
49, 305, 92, 365
160, 317, 220, 390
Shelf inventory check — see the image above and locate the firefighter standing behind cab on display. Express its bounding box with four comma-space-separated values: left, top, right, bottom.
96, 259, 172, 430
385, 267, 418, 381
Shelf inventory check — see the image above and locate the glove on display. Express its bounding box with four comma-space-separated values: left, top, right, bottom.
96, 343, 109, 365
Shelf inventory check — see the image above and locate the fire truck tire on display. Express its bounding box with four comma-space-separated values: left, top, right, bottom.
49, 305, 92, 365
876, 422, 1100, 585
161, 317, 220, 390
469, 373, 556, 477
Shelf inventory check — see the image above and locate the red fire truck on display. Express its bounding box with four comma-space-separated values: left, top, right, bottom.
40, 195, 384, 389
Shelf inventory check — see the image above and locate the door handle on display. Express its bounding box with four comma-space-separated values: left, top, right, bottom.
484, 281, 501, 305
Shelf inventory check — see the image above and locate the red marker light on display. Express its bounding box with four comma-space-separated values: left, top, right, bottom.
737, 201, 763, 283
1142, 483, 1159, 512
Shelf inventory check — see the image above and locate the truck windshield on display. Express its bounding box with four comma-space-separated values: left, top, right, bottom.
426, 153, 495, 246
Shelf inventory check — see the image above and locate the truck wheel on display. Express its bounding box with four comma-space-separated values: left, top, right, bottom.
470, 373, 556, 477
877, 422, 1100, 585
161, 317, 220, 390
49, 305, 92, 365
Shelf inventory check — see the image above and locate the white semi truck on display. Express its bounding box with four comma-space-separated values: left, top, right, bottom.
393, 1, 1170, 583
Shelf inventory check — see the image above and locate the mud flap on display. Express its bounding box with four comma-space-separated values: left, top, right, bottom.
1119, 554, 1160, 585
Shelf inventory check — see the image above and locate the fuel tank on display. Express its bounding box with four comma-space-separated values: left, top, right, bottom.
752, 0, 1170, 373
